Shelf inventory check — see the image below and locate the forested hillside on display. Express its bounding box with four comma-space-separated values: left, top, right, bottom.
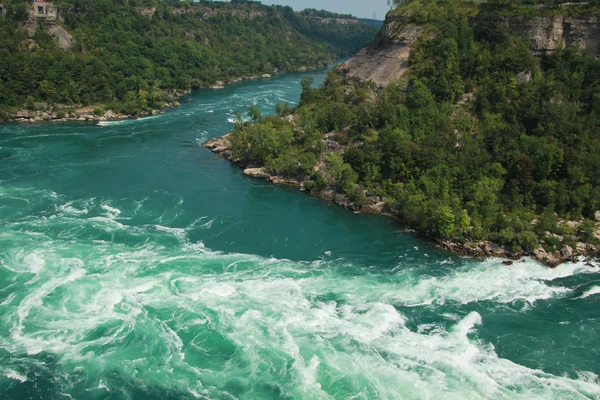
0, 0, 379, 117
220, 0, 600, 264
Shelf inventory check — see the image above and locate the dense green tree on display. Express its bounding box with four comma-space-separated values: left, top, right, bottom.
229, 0, 600, 253
0, 0, 378, 117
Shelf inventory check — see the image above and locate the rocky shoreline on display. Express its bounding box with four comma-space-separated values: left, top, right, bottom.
5, 89, 190, 124
3, 66, 318, 124
208, 73, 279, 89
204, 134, 599, 267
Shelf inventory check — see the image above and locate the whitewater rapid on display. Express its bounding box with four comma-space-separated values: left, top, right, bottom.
1, 71, 599, 399
0, 189, 598, 399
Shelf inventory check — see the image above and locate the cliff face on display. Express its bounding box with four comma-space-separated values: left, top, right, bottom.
340, 11, 600, 87
506, 14, 600, 56
337, 15, 423, 87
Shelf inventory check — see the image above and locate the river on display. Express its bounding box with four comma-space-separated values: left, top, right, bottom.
0, 69, 599, 399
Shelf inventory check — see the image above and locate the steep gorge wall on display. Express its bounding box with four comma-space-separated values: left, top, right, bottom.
340, 11, 600, 87
506, 14, 600, 56
337, 15, 420, 87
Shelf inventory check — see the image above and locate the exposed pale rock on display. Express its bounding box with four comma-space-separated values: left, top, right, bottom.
516, 71, 533, 84
47, 25, 74, 50
505, 14, 600, 57
337, 15, 422, 87
561, 245, 574, 258
546, 253, 563, 267
243, 167, 270, 179
566, 220, 580, 229
368, 201, 386, 214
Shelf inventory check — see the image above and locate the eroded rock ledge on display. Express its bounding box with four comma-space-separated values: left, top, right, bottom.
338, 10, 600, 88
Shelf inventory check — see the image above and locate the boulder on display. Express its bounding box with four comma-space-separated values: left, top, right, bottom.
15, 110, 29, 119
334, 195, 350, 208
105, 110, 118, 120
262, 73, 272, 78
368, 201, 386, 214
489, 242, 505, 256
561, 245, 573, 258
243, 167, 270, 179
545, 253, 562, 268
503, 260, 514, 265
212, 145, 229, 153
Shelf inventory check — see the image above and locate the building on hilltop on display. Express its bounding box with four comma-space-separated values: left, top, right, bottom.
32, 0, 57, 22
34, 0, 49, 16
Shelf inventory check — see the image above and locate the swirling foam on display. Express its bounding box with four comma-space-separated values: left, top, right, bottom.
0, 190, 599, 398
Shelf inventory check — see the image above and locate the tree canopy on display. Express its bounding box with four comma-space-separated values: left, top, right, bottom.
0, 0, 379, 116
230, 0, 600, 254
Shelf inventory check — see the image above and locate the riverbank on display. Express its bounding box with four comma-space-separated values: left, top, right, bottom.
4, 88, 190, 124
204, 133, 600, 267
2, 66, 320, 124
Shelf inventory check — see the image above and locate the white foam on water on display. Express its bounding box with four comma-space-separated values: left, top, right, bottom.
97, 115, 160, 127
203, 283, 236, 298
1, 204, 599, 398
24, 251, 45, 274
4, 369, 27, 382
133, 197, 148, 214
314, 258, 598, 307
58, 200, 89, 216
96, 120, 128, 127
0, 292, 17, 307
97, 379, 110, 391
578, 286, 600, 299
453, 311, 482, 338
101, 203, 121, 219
155, 224, 187, 241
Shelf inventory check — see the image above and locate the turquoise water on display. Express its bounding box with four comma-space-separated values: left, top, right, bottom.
0, 70, 599, 399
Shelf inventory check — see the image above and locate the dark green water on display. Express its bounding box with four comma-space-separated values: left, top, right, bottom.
0, 70, 599, 399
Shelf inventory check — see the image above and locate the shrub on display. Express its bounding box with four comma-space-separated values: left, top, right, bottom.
303, 180, 316, 191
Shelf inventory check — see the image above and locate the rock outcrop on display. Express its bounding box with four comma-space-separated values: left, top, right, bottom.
337, 15, 420, 87
47, 25, 73, 50
505, 14, 600, 57
339, 9, 600, 87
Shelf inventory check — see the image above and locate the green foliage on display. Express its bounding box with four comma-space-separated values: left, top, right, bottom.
0, 0, 378, 116
230, 0, 600, 251
231, 121, 294, 166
